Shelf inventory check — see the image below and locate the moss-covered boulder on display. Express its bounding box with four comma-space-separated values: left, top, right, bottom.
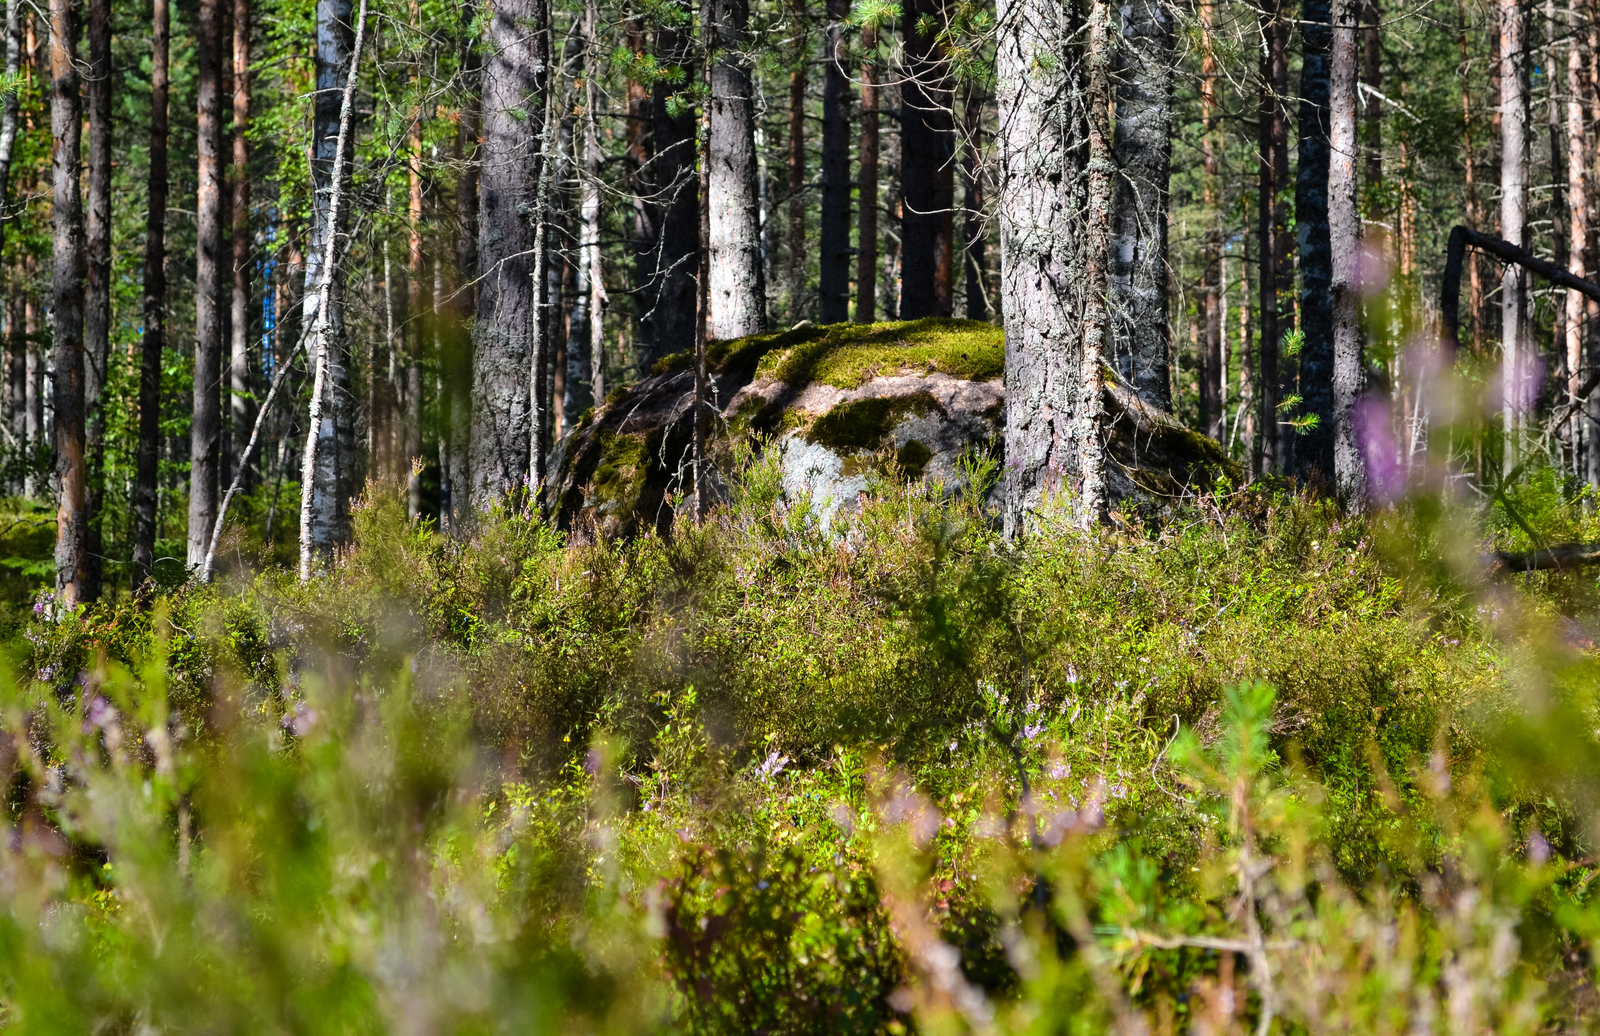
544, 318, 1235, 537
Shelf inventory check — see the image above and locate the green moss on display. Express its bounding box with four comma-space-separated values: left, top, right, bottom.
589, 432, 650, 514
804, 392, 944, 453
652, 351, 693, 376
742, 318, 1002, 391
895, 439, 933, 480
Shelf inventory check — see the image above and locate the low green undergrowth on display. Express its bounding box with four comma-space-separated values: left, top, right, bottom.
3, 462, 1599, 1032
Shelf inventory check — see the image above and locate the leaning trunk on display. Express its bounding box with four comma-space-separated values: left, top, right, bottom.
1295, 0, 1335, 481
706, 0, 765, 339
469, 0, 548, 511
134, 0, 168, 587
1109, 0, 1173, 410
1330, 0, 1366, 503
49, 0, 87, 605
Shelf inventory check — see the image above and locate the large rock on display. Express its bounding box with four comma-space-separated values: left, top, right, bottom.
545, 318, 1236, 538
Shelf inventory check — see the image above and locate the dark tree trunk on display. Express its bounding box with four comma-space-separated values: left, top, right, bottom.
787, 48, 807, 320
188, 0, 225, 567
644, 25, 699, 361
1255, 0, 1288, 474
623, 16, 655, 374
997, 0, 1083, 534
961, 81, 986, 320
1110, 0, 1173, 410
470, 0, 548, 510
1330, 0, 1365, 502
441, 41, 477, 531
818, 0, 850, 324
49, 0, 87, 606
900, 0, 954, 319
706, 0, 765, 338
855, 26, 879, 322
1295, 0, 1335, 482
1199, 0, 1222, 439
82, 0, 110, 600
230, 0, 254, 494
134, 0, 168, 587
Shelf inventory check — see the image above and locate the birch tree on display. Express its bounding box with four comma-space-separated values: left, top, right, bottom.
1500, 0, 1527, 474
1330, 0, 1365, 503
706, 0, 765, 339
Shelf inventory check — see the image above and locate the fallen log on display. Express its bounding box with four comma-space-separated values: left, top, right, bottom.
1486, 543, 1600, 574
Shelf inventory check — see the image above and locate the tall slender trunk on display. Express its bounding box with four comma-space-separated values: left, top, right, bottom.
1331, 0, 1366, 504
901, 0, 953, 318
469, 0, 549, 511
1586, 17, 1600, 491
996, 0, 1083, 534
134, 0, 168, 586
82, 0, 110, 600
1460, 5, 1483, 352
0, 0, 19, 260
623, 16, 655, 375
1199, 0, 1222, 439
819, 0, 850, 324
855, 26, 879, 322
1080, 0, 1113, 526
644, 25, 699, 361
405, 82, 425, 514
707, 0, 766, 338
786, 43, 808, 321
230, 0, 253, 495
961, 81, 986, 320
1500, 0, 1527, 474
1567, 2, 1587, 475
49, 0, 87, 606
582, 9, 608, 404
300, 0, 355, 557
1296, 0, 1335, 481
1256, 0, 1287, 474
188, 0, 225, 567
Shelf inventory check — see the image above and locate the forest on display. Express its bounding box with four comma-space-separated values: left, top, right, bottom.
4, 0, 1600, 1027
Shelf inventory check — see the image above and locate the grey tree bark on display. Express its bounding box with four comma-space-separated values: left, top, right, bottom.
1079, 0, 1114, 526
298, 0, 367, 580
229, 0, 254, 493
469, 0, 549, 510
1199, 0, 1222, 439
1294, 0, 1334, 482
443, 63, 477, 531
1255, 0, 1289, 475
786, 40, 807, 321
1499, 0, 1527, 475
49, 0, 88, 606
1109, 0, 1172, 410
82, 0, 110, 600
818, 0, 851, 324
133, 0, 168, 586
1330, 0, 1366, 504
299, 0, 355, 558
996, 0, 1085, 535
0, 0, 19, 260
1568, 2, 1596, 483
706, 0, 766, 339
187, 0, 226, 568
582, 18, 608, 404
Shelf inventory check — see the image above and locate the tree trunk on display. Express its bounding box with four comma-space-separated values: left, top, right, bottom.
1109, 0, 1172, 411
230, 0, 253, 496
82, 0, 110, 600
818, 0, 850, 324
706, 0, 766, 339
996, 0, 1083, 534
855, 26, 879, 322
623, 16, 654, 375
1331, 0, 1366, 504
188, 0, 225, 568
642, 25, 698, 362
1295, 0, 1335, 482
1460, 5, 1483, 353
404, 86, 425, 513
787, 47, 807, 321
469, 0, 548, 511
49, 0, 87, 606
1199, 0, 1222, 439
961, 81, 986, 320
0, 0, 19, 260
1500, 0, 1527, 474
300, 0, 355, 558
1079, 0, 1114, 526
582, 12, 608, 404
1256, 0, 1287, 475
1568, 2, 1589, 481
134, 0, 167, 588
900, 0, 953, 319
